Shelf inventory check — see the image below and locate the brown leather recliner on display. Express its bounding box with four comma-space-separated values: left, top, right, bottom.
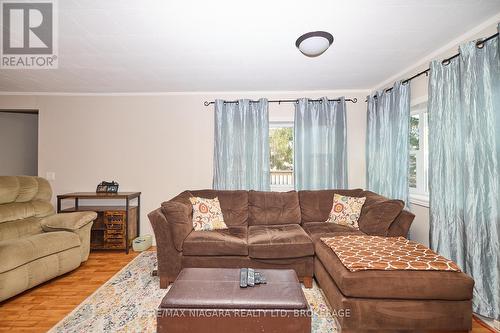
148, 189, 414, 288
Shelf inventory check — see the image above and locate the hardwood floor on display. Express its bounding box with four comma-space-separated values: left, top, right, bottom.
0, 250, 495, 333
0, 250, 139, 332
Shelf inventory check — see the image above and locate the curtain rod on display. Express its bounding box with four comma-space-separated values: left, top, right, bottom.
204, 97, 357, 106
367, 31, 499, 101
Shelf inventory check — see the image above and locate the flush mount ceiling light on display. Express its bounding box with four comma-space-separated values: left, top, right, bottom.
295, 31, 334, 57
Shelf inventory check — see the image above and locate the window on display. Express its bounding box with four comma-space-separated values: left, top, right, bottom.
269, 122, 294, 191
409, 101, 429, 206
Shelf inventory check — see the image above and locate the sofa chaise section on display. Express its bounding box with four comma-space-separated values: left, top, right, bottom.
313, 239, 474, 332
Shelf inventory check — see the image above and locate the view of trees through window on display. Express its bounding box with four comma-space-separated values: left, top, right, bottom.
409, 114, 420, 188
409, 101, 429, 197
269, 126, 293, 187
270, 127, 293, 171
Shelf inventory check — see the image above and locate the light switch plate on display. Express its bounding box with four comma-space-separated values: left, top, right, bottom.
45, 172, 55, 181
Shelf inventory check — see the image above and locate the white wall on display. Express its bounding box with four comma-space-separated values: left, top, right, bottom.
0, 90, 368, 239
0, 112, 38, 176
371, 16, 500, 246
1, 14, 496, 248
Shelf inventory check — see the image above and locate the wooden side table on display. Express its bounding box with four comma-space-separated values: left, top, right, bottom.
57, 192, 141, 254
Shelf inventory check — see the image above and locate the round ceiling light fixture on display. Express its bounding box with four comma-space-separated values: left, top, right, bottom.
295, 31, 334, 57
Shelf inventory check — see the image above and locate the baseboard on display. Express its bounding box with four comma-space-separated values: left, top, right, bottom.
474, 314, 500, 332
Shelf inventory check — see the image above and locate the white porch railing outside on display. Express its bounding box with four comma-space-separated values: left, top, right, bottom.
270, 170, 293, 187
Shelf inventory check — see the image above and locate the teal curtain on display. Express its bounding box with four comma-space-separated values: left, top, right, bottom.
213, 99, 270, 191
428, 26, 499, 320
294, 97, 347, 190
366, 81, 410, 205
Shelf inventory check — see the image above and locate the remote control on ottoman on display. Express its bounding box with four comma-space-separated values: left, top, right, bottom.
240, 268, 248, 288
247, 268, 255, 287
239, 268, 267, 287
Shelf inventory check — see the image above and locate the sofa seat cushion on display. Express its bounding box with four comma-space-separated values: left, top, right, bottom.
248, 224, 313, 259
314, 239, 474, 301
0, 231, 81, 273
303, 222, 365, 241
182, 227, 248, 256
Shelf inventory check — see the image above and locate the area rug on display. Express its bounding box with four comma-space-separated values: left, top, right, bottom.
48, 251, 338, 333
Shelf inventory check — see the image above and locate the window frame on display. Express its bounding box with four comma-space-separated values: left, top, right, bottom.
269, 121, 294, 192
409, 98, 429, 207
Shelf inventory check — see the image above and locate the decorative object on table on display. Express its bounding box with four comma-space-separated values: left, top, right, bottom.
57, 192, 141, 254
96, 180, 119, 193
132, 235, 153, 252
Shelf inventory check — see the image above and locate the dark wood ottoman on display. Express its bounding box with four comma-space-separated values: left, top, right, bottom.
157, 268, 311, 333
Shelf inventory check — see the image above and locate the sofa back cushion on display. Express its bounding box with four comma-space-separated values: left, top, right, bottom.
298, 189, 364, 223
0, 176, 54, 241
0, 201, 54, 224
248, 190, 301, 226
357, 191, 405, 236
189, 190, 248, 227
0, 176, 52, 205
387, 210, 415, 237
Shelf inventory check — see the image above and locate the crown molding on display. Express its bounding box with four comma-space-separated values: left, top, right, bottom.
0, 88, 370, 97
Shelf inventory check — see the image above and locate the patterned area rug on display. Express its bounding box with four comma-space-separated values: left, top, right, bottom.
49, 252, 338, 333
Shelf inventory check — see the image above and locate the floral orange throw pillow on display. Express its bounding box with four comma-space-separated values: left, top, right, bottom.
325, 194, 366, 229
189, 197, 228, 231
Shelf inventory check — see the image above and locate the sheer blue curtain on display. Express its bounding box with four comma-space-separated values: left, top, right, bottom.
213, 99, 270, 191
294, 97, 347, 190
366, 81, 410, 205
428, 25, 499, 320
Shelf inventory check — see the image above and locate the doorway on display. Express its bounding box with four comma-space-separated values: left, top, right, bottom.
0, 110, 39, 176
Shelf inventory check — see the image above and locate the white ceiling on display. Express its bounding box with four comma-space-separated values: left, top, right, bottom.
1, 0, 500, 93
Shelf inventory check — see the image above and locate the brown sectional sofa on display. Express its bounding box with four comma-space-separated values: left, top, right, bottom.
149, 188, 413, 288
149, 188, 474, 331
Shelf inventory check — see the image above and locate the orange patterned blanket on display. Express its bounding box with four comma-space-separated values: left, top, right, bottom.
321, 235, 461, 272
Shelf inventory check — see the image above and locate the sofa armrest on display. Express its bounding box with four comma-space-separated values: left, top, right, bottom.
41, 212, 97, 262
41, 212, 97, 232
160, 201, 193, 251
148, 208, 184, 287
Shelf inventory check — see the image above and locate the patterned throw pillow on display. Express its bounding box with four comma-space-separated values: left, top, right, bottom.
325, 194, 366, 229
189, 197, 228, 231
